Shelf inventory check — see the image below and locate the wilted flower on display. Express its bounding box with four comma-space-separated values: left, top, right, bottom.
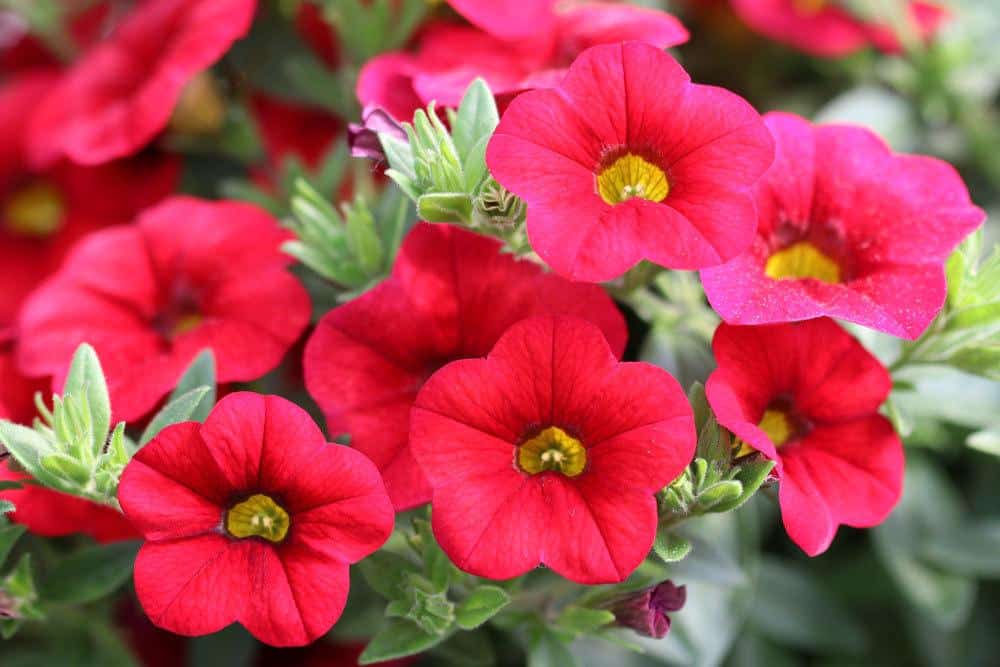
605, 580, 687, 639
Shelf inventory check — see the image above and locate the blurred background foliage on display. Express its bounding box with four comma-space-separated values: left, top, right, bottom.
1, 0, 998, 665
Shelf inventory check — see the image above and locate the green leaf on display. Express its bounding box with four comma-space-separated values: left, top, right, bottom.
687, 381, 711, 434
0, 522, 26, 567
695, 480, 743, 511
712, 459, 776, 513
169, 350, 216, 423
527, 627, 578, 667
61, 344, 111, 456
451, 78, 499, 160
967, 428, 1000, 456
344, 198, 385, 276
40, 541, 140, 605
358, 550, 421, 599
359, 618, 447, 664
455, 585, 511, 630
190, 625, 257, 667
139, 387, 210, 447
923, 520, 1000, 578
429, 628, 496, 667
652, 531, 692, 563
40, 453, 91, 487
749, 557, 868, 653
873, 457, 976, 630
555, 606, 615, 636
417, 192, 473, 224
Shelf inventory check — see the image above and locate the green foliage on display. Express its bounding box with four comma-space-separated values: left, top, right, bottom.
455, 586, 511, 630
40, 542, 140, 605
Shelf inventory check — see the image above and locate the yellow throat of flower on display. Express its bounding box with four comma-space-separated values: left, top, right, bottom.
793, 0, 827, 15
3, 182, 64, 237
518, 426, 587, 477
169, 71, 227, 136
734, 408, 794, 458
765, 241, 842, 284
226, 494, 290, 543
597, 154, 670, 205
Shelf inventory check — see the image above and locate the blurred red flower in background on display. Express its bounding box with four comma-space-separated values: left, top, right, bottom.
700, 112, 984, 340
411, 315, 695, 583
119, 392, 394, 646
304, 223, 626, 510
16, 197, 310, 422
730, 0, 947, 57
357, 2, 688, 121
27, 0, 256, 166
706, 318, 903, 556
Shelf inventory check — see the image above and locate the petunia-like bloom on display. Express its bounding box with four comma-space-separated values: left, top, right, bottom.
17, 196, 310, 422
304, 223, 626, 511
445, 0, 555, 40
411, 315, 695, 584
27, 0, 256, 166
730, 0, 946, 57
119, 392, 394, 646
0, 462, 138, 543
0, 71, 179, 330
486, 42, 774, 282
705, 318, 904, 556
700, 112, 984, 340
357, 4, 688, 121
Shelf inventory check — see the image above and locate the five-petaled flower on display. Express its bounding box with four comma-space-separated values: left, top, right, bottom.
118, 392, 394, 646
304, 223, 626, 511
700, 112, 985, 340
486, 41, 774, 282
730, 0, 947, 57
705, 318, 904, 556
410, 315, 695, 584
27, 0, 256, 166
17, 196, 311, 422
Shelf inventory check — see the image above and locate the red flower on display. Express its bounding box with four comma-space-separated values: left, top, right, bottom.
249, 95, 343, 193
730, 0, 947, 57
357, 4, 688, 121
17, 197, 310, 422
700, 112, 984, 340
0, 340, 45, 424
304, 224, 626, 511
486, 42, 774, 282
411, 315, 695, 583
0, 71, 179, 330
705, 318, 904, 556
119, 392, 393, 646
0, 462, 138, 543
445, 0, 555, 40
27, 0, 256, 166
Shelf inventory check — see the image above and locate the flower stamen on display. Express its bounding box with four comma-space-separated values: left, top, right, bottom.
765, 241, 842, 283
225, 494, 290, 543
3, 181, 64, 237
597, 154, 670, 205
517, 426, 587, 477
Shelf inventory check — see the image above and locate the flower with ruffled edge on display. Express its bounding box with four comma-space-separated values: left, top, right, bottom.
304, 223, 626, 511
17, 197, 310, 422
411, 315, 695, 583
118, 392, 394, 646
705, 318, 904, 556
486, 41, 774, 282
27, 0, 256, 166
700, 112, 984, 340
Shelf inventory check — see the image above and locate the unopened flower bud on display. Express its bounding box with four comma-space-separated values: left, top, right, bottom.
604, 580, 686, 639
348, 105, 406, 161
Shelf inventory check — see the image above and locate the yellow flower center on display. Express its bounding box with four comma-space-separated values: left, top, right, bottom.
517, 426, 587, 477
171, 313, 203, 337
169, 71, 227, 136
765, 241, 842, 284
3, 181, 64, 237
225, 494, 290, 543
597, 154, 670, 205
793, 0, 827, 15
733, 408, 795, 458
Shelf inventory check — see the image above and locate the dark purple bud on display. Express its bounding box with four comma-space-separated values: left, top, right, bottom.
348, 105, 406, 161
606, 580, 686, 639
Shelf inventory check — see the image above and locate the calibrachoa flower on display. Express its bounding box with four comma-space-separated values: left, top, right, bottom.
705, 318, 904, 556
118, 392, 394, 646
410, 315, 695, 583
0, 461, 138, 543
445, 0, 555, 40
27, 0, 256, 166
305, 223, 626, 511
17, 197, 310, 422
730, 0, 946, 57
358, 5, 688, 121
604, 580, 686, 639
0, 71, 179, 329
486, 41, 774, 282
700, 112, 985, 340
250, 95, 343, 189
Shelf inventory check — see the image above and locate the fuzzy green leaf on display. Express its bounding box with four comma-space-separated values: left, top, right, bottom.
139, 387, 211, 447
359, 619, 447, 665
455, 585, 511, 630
